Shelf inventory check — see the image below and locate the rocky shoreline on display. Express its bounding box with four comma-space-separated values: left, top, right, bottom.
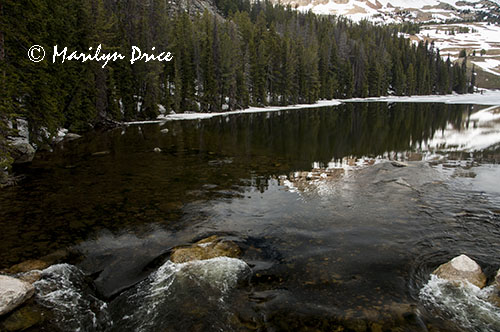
0, 250, 71, 331
1, 237, 500, 332
0, 236, 243, 331
1, 119, 83, 188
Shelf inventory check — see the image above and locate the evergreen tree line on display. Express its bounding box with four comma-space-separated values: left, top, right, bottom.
0, 0, 470, 165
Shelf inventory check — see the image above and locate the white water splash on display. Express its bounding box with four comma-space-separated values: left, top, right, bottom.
34, 264, 112, 332
420, 274, 500, 332
113, 257, 250, 332
147, 256, 249, 300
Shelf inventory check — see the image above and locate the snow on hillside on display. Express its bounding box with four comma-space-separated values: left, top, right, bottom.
279, 0, 499, 23
413, 22, 500, 76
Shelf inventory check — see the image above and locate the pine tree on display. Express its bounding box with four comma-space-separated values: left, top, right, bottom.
469, 64, 476, 93
406, 63, 416, 96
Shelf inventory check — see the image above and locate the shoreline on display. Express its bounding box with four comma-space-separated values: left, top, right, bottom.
122, 90, 500, 125
343, 90, 500, 106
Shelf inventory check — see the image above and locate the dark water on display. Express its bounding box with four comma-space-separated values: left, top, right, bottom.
1, 102, 500, 331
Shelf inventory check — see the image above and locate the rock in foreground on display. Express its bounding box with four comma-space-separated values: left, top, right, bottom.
433, 254, 486, 288
10, 140, 36, 164
170, 235, 241, 263
0, 276, 35, 316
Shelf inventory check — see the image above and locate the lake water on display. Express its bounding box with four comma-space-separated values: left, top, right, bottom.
1, 102, 499, 331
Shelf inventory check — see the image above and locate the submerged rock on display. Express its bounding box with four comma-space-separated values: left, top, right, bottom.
170, 235, 241, 263
4, 249, 69, 275
0, 299, 45, 331
6, 260, 49, 274
391, 161, 408, 167
92, 150, 110, 156
433, 254, 486, 288
17, 271, 42, 285
0, 276, 35, 316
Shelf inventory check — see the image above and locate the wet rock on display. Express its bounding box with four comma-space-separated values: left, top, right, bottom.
453, 169, 477, 178
41, 249, 70, 264
5, 260, 49, 274
170, 235, 241, 263
489, 292, 500, 307
0, 300, 44, 331
433, 254, 486, 288
0, 276, 35, 316
391, 161, 408, 167
5, 249, 69, 275
153, 147, 162, 153
394, 177, 413, 189
9, 141, 36, 164
490, 269, 500, 307
92, 151, 110, 156
64, 133, 82, 140
16, 271, 42, 285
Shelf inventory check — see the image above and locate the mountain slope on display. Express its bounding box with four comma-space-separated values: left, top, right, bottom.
272, 0, 500, 23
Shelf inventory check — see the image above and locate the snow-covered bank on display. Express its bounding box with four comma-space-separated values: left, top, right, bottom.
122, 100, 343, 124
160, 100, 343, 121
345, 90, 500, 106
120, 91, 500, 125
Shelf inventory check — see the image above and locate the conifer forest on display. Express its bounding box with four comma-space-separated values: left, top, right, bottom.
0, 0, 471, 167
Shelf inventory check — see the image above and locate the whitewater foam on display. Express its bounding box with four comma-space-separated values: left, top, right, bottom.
420, 274, 500, 331
34, 264, 112, 332
110, 257, 250, 332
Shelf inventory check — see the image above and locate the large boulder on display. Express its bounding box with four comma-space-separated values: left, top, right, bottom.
170, 235, 241, 263
9, 140, 36, 164
0, 276, 35, 316
433, 254, 486, 288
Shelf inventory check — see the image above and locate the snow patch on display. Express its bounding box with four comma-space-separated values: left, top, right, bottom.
345, 90, 500, 106
155, 100, 342, 122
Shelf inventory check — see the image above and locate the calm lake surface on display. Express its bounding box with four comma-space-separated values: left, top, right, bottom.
1, 102, 500, 331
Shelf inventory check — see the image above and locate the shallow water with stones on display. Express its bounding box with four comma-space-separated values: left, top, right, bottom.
1, 102, 500, 331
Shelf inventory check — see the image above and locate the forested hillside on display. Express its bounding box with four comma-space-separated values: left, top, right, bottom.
0, 0, 470, 171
